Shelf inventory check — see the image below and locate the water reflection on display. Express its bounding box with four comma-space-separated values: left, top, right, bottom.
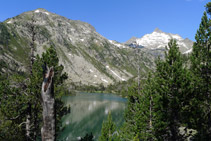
58, 93, 127, 141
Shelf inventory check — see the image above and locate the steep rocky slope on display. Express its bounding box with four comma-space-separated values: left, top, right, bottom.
0, 8, 155, 85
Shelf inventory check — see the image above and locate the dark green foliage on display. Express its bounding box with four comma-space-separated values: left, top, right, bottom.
30, 46, 68, 138
0, 73, 27, 140
99, 112, 118, 141
0, 46, 69, 140
205, 2, 211, 15
189, 10, 211, 140
80, 133, 94, 141
122, 40, 192, 140
123, 84, 140, 139
153, 40, 191, 140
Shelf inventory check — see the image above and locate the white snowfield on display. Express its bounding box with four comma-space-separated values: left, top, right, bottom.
135, 30, 186, 49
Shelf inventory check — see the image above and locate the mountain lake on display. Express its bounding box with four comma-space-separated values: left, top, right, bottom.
58, 92, 127, 141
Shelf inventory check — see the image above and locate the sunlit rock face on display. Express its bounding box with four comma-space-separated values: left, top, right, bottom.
58, 93, 127, 140
1, 8, 155, 86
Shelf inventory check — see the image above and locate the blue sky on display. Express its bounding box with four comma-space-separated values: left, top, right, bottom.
0, 0, 209, 42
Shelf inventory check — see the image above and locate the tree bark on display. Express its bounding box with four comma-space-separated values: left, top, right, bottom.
41, 65, 55, 141
26, 15, 36, 141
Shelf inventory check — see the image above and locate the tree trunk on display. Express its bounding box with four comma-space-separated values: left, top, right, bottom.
26, 103, 31, 141
26, 15, 36, 141
136, 48, 140, 93
41, 66, 55, 141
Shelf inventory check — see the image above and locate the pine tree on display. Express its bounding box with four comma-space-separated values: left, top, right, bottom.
0, 73, 28, 140
30, 46, 68, 138
122, 83, 140, 140
190, 10, 211, 139
99, 112, 117, 141
121, 76, 156, 140
0, 46, 69, 140
153, 39, 190, 140
137, 74, 156, 140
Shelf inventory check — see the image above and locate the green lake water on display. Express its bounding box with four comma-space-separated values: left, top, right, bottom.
58, 92, 127, 141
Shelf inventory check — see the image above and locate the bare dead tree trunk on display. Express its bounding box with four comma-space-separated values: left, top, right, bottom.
41, 65, 55, 141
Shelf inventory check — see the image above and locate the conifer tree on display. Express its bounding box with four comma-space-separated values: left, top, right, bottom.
0, 72, 28, 140
121, 76, 156, 140
99, 112, 117, 141
153, 39, 190, 140
122, 84, 140, 140
190, 10, 211, 139
0, 46, 68, 140
30, 46, 68, 138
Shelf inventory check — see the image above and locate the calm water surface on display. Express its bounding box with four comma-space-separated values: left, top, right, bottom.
58, 92, 127, 141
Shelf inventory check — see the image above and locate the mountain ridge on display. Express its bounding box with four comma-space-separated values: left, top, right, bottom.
0, 8, 193, 86
0, 8, 155, 86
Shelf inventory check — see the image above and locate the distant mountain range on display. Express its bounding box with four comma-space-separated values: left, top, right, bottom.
0, 8, 193, 85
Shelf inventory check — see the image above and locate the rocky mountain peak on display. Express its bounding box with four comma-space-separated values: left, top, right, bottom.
1, 9, 156, 86
125, 29, 193, 53
124, 36, 137, 44
33, 8, 51, 15
153, 28, 163, 33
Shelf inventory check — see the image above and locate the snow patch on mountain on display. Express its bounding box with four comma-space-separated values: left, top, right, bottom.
109, 40, 128, 48
106, 66, 126, 81
101, 78, 108, 83
183, 48, 192, 54
35, 10, 40, 13
44, 12, 49, 15
7, 20, 12, 24
34, 9, 49, 15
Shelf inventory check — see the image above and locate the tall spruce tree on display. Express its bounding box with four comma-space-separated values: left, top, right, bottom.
190, 9, 211, 139
0, 72, 28, 140
121, 83, 140, 140
153, 39, 190, 140
121, 75, 156, 140
99, 112, 117, 141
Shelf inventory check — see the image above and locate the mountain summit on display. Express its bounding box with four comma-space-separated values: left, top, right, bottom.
125, 28, 193, 53
153, 28, 163, 33
0, 8, 155, 85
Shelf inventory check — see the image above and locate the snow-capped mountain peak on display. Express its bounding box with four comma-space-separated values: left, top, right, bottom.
125, 28, 193, 53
